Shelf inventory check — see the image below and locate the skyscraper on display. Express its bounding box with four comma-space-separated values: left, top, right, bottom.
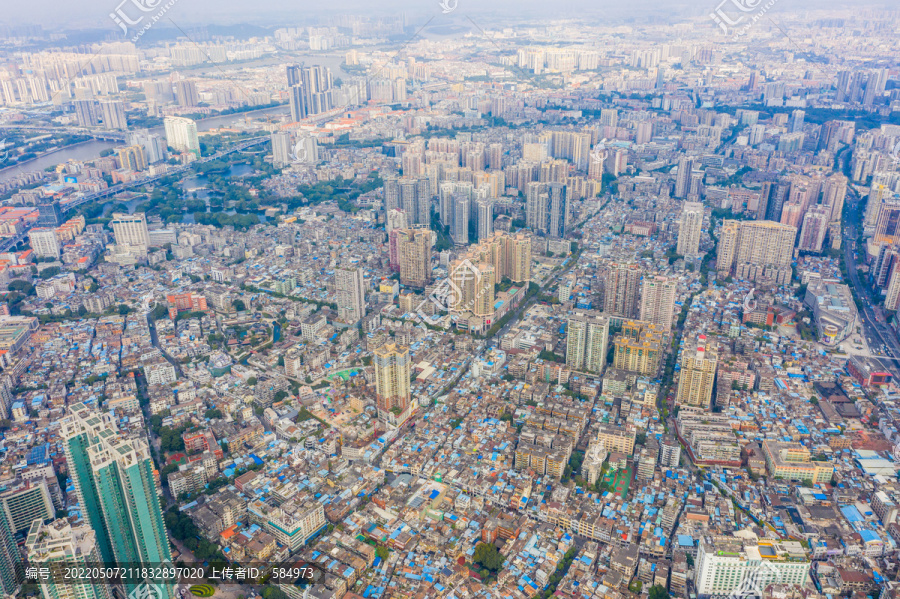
99, 100, 127, 130
604, 263, 641, 318
397, 228, 432, 288
373, 343, 414, 425
676, 335, 718, 408
111, 212, 150, 252
335, 267, 366, 324
676, 201, 704, 257
639, 275, 677, 332
271, 130, 292, 167
26, 519, 112, 599
449, 259, 495, 320
61, 403, 173, 599
73, 99, 99, 127
287, 64, 334, 121
451, 195, 469, 245
674, 157, 694, 198
163, 116, 200, 157
798, 206, 829, 252
565, 310, 609, 374
476, 199, 494, 241
174, 80, 199, 107
547, 182, 568, 239
0, 499, 20, 596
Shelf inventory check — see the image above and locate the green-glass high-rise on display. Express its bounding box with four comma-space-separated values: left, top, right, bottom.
61, 404, 173, 599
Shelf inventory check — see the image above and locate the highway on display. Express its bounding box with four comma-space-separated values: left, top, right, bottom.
841, 189, 900, 378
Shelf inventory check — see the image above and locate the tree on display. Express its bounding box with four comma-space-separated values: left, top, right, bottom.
232, 299, 246, 312
117, 304, 131, 315
648, 585, 669, 599
204, 408, 223, 419
8, 280, 34, 296
247, 377, 257, 386
375, 546, 390, 560
472, 542, 504, 572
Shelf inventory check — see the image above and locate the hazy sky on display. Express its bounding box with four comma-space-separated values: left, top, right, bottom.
2, 0, 882, 35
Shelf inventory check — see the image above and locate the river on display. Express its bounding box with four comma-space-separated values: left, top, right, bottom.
0, 104, 289, 184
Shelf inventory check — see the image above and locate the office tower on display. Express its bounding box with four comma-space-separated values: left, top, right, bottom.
565, 310, 609, 374
61, 404, 172, 599
335, 267, 366, 324
476, 199, 493, 241
111, 212, 150, 252
547, 183, 568, 239
676, 201, 704, 257
604, 263, 641, 318
29, 228, 60, 259
26, 519, 112, 599
99, 100, 127, 130
695, 537, 810, 597
163, 116, 200, 156
128, 129, 167, 164
674, 157, 694, 198
612, 321, 665, 375
386, 209, 408, 234
174, 80, 199, 107
798, 206, 829, 252
451, 196, 469, 245
373, 343, 413, 425
37, 201, 63, 227
639, 275, 677, 332
716, 220, 797, 285
397, 228, 432, 288
73, 99, 99, 127
790, 109, 805, 133
271, 130, 292, 167
676, 335, 717, 408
